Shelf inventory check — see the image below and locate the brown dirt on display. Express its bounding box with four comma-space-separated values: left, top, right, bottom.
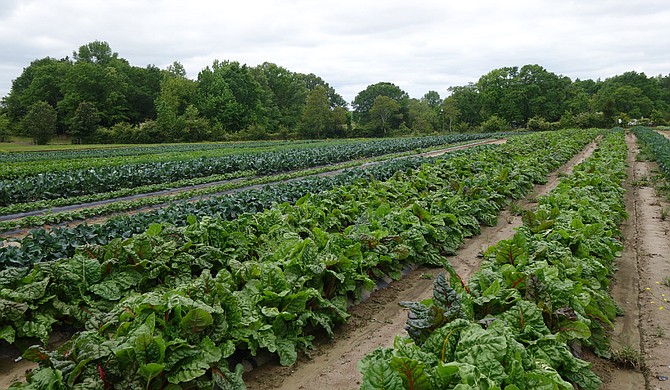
613, 132, 670, 389
590, 132, 670, 390
242, 138, 601, 390
657, 130, 670, 141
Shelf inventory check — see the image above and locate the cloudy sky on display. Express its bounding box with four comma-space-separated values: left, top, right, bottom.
0, 0, 669, 103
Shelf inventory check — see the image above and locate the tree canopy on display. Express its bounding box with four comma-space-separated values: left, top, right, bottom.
1, 41, 669, 144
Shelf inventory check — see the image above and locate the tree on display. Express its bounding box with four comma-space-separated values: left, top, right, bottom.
3, 57, 69, 132
352, 82, 409, 127
440, 97, 461, 132
421, 90, 442, 110
299, 85, 330, 138
0, 113, 10, 142
253, 62, 308, 131
156, 66, 198, 141
407, 98, 437, 134
448, 84, 482, 127
195, 60, 265, 132
24, 101, 57, 144
73, 40, 118, 65
298, 73, 347, 108
369, 95, 401, 136
70, 101, 100, 143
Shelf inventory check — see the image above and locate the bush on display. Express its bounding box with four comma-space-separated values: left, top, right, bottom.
480, 115, 510, 132
526, 116, 551, 131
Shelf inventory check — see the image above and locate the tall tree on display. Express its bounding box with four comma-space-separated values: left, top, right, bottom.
70, 101, 100, 143
368, 95, 401, 136
448, 84, 482, 127
299, 85, 330, 138
24, 101, 57, 144
253, 62, 308, 130
352, 82, 409, 129
73, 40, 118, 65
440, 97, 461, 132
298, 73, 347, 108
3, 57, 69, 132
195, 60, 265, 132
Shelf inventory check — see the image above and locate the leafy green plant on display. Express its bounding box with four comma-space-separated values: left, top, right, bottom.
359, 129, 627, 389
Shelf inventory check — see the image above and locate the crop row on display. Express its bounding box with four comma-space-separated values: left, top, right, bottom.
2, 129, 598, 389
0, 138, 323, 164
0, 133, 500, 206
632, 126, 670, 178
0, 154, 443, 268
358, 129, 626, 389
0, 137, 475, 220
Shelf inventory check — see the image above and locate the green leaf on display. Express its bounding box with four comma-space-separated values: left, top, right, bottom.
557, 320, 591, 341
134, 333, 166, 365
361, 361, 404, 389
0, 325, 15, 344
146, 223, 163, 236
180, 308, 214, 334
138, 363, 164, 384
212, 364, 246, 390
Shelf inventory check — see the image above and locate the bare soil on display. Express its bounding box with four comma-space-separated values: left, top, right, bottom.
611, 133, 670, 389
243, 138, 601, 390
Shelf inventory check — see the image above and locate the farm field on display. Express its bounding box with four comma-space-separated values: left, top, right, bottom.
2, 128, 670, 389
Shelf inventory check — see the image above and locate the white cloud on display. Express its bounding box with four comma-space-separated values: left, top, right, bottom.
1, 0, 669, 103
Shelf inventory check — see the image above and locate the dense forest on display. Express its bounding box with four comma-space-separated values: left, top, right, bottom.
1, 40, 669, 144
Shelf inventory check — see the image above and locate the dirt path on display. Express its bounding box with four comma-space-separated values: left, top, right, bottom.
657, 129, 670, 141
603, 132, 670, 389
243, 138, 601, 390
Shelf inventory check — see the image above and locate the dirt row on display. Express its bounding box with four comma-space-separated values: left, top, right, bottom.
242, 137, 601, 389
596, 133, 670, 389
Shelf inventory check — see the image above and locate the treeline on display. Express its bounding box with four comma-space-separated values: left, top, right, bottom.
1, 40, 670, 144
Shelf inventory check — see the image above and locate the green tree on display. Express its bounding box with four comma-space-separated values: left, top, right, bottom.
70, 101, 100, 143
195, 60, 265, 132
421, 90, 442, 110
0, 113, 11, 142
369, 95, 401, 136
298, 73, 347, 108
73, 40, 118, 64
253, 62, 308, 131
352, 82, 408, 127
407, 98, 437, 134
3, 57, 69, 132
24, 101, 57, 144
477, 67, 523, 125
448, 83, 482, 127
299, 85, 331, 139
440, 97, 461, 132
156, 65, 198, 141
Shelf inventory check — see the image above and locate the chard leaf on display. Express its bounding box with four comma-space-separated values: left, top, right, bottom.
0, 325, 15, 344
390, 356, 431, 390
180, 308, 214, 334
359, 350, 404, 390
212, 363, 245, 390
138, 363, 164, 385
134, 333, 166, 365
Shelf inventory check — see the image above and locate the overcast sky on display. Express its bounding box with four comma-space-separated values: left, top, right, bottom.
1, 0, 669, 103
